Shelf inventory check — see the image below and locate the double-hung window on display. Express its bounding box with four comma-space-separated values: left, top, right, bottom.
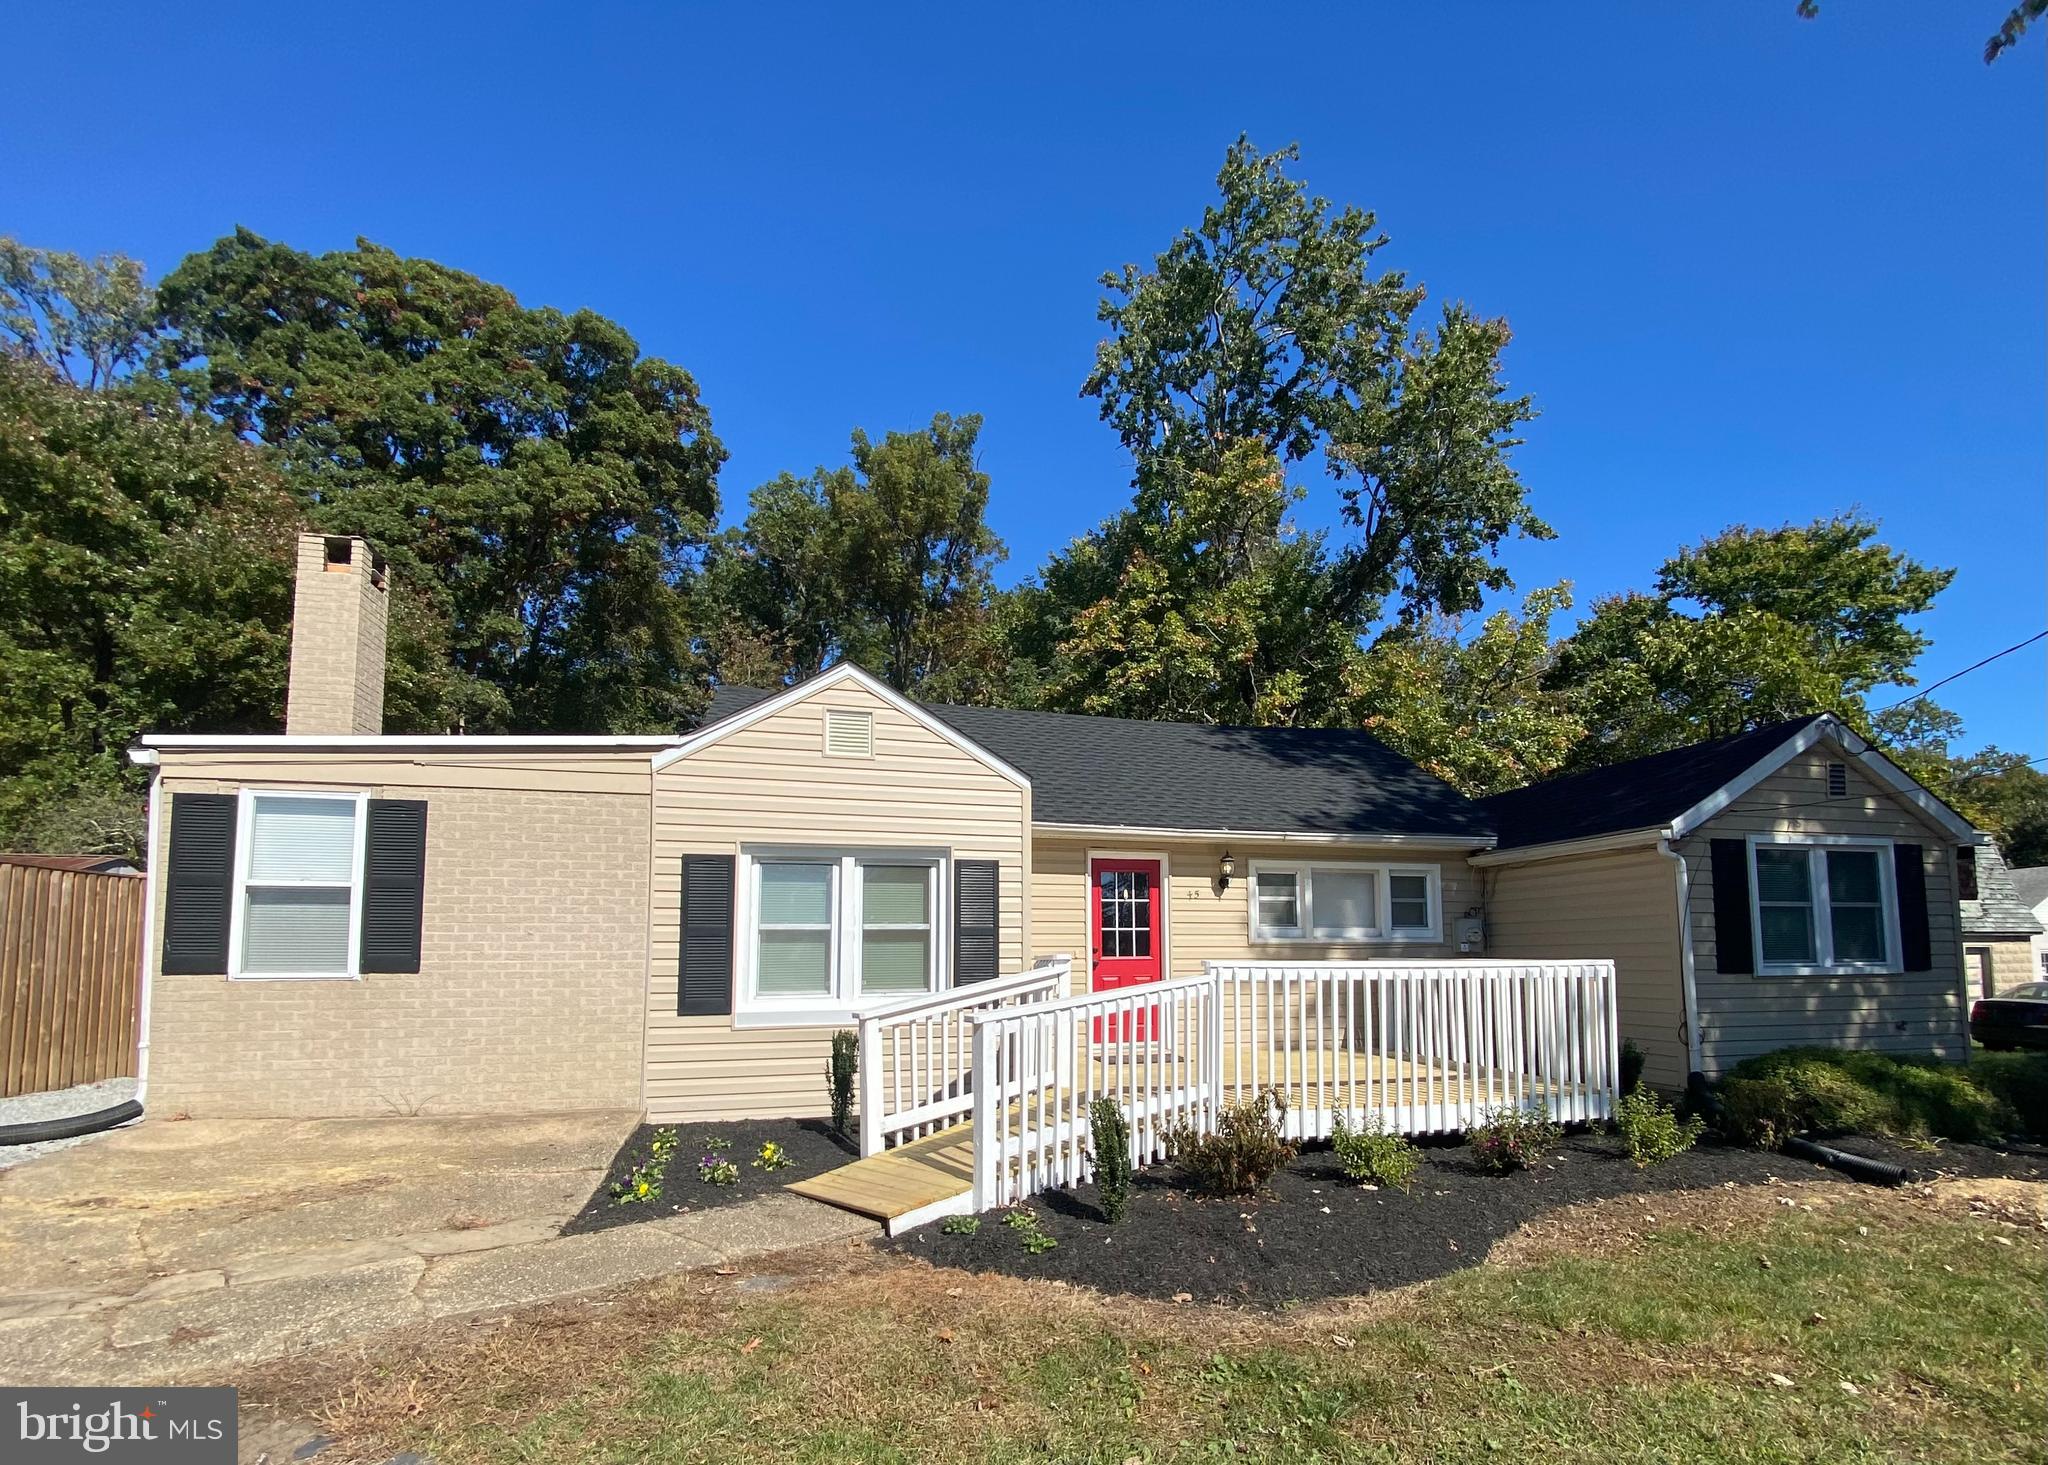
233, 791, 365, 979
741, 849, 943, 1021
1748, 838, 1897, 975
1249, 862, 1441, 944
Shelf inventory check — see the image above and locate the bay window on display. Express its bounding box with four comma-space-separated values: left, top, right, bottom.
1249, 861, 1441, 944
1748, 838, 1898, 974
740, 848, 943, 1020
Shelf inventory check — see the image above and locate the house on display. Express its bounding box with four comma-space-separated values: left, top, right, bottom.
1958, 843, 2046, 996
127, 533, 1984, 1122
1472, 718, 1981, 1091
1998, 862, 2048, 987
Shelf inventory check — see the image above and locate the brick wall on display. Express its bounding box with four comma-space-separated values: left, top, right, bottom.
146, 778, 649, 1117
284, 534, 388, 736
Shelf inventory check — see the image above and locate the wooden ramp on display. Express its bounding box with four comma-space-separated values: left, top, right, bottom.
786, 1124, 976, 1235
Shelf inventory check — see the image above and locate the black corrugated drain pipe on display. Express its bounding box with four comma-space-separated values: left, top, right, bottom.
1780, 1135, 1910, 1187
0, 1099, 144, 1147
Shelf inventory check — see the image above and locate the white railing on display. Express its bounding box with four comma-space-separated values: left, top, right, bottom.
969, 958, 1617, 1210
1205, 959, 1620, 1140
971, 974, 1219, 1210
858, 956, 1070, 1156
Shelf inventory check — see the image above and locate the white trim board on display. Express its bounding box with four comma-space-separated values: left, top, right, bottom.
652, 663, 1032, 791
138, 734, 680, 753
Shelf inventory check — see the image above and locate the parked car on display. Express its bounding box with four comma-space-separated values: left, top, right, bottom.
1970, 982, 2048, 1051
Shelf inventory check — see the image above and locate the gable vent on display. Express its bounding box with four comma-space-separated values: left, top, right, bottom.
824, 708, 875, 758
1827, 761, 1848, 797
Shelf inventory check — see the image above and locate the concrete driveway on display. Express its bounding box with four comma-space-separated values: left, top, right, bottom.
0, 1113, 870, 1384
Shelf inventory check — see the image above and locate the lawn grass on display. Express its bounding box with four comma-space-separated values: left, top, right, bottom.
251, 1185, 2045, 1464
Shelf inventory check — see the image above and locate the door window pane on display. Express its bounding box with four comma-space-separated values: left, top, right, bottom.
1098, 868, 1150, 958
1388, 873, 1431, 931
248, 796, 356, 882
1311, 870, 1377, 938
242, 886, 351, 973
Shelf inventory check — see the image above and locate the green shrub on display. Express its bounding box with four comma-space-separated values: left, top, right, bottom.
941, 1214, 980, 1236
1165, 1086, 1298, 1195
1001, 1208, 1057, 1253
1969, 1050, 2048, 1138
1613, 1086, 1704, 1167
827, 1030, 858, 1136
1620, 1039, 1647, 1096
1720, 1046, 2015, 1145
1329, 1113, 1422, 1190
1088, 1098, 1135, 1222
1716, 1075, 1802, 1148
1468, 1103, 1563, 1173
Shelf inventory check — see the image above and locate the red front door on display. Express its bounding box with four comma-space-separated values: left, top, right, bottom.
1090, 857, 1162, 1039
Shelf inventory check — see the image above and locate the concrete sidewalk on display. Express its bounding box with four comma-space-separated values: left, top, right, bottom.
0, 1115, 874, 1384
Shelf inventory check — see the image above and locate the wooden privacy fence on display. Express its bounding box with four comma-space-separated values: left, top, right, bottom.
0, 863, 144, 1097
969, 958, 1619, 1210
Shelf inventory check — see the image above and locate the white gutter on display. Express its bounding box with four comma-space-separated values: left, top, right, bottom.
1032, 821, 1496, 849
1468, 827, 1666, 868
134, 767, 162, 1109
1657, 836, 1705, 1076
140, 734, 682, 751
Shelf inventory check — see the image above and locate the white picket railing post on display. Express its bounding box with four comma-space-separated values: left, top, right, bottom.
858, 1013, 884, 1157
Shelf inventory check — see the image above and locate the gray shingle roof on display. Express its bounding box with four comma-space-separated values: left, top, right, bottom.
2009, 865, 2048, 914
1963, 843, 2048, 936
698, 686, 1494, 842
1473, 717, 1830, 851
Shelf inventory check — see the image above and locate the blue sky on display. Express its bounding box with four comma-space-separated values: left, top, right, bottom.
5, 3, 2042, 753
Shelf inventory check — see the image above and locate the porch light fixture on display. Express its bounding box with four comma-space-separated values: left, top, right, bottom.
1218, 850, 1235, 890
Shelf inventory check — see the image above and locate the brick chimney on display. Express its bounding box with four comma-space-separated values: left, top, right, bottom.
285, 533, 389, 735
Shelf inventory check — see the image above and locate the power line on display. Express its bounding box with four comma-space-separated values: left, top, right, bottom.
1876, 629, 2048, 712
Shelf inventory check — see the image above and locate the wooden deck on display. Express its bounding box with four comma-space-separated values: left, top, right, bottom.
785, 1123, 977, 1232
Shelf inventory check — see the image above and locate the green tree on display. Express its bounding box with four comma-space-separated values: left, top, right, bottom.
1344, 584, 1585, 796
1028, 442, 1364, 724
1082, 138, 1548, 637
154, 229, 726, 733
1548, 515, 1955, 767
0, 238, 155, 390
701, 413, 1005, 696
0, 356, 301, 857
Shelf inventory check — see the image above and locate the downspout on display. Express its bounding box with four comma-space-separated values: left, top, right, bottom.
1656, 834, 1705, 1076
131, 751, 162, 1109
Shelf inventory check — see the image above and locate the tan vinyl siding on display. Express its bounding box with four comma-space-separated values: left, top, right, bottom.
1029, 837, 1478, 996
647, 680, 1030, 1122
1681, 743, 1968, 1071
1483, 844, 1688, 1090
147, 753, 652, 1116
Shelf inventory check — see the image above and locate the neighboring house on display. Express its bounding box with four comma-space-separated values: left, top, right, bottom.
0, 853, 140, 875
1959, 843, 2046, 997
2004, 864, 2048, 984
1473, 719, 1980, 1092
126, 533, 1984, 1118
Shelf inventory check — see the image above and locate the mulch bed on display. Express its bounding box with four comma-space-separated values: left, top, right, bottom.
884, 1130, 2048, 1307
563, 1118, 857, 1236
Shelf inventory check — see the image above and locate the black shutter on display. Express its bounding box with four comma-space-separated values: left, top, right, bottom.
679, 854, 735, 1015
161, 793, 237, 974
953, 860, 1000, 984
1709, 838, 1755, 977
1895, 843, 1931, 972
1956, 845, 1979, 902
360, 799, 428, 974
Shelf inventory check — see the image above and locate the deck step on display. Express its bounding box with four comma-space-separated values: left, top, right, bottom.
786, 1123, 976, 1235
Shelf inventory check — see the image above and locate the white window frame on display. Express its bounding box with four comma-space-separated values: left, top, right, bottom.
735, 845, 948, 1026
228, 787, 368, 982
1247, 860, 1442, 945
1745, 834, 1900, 977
